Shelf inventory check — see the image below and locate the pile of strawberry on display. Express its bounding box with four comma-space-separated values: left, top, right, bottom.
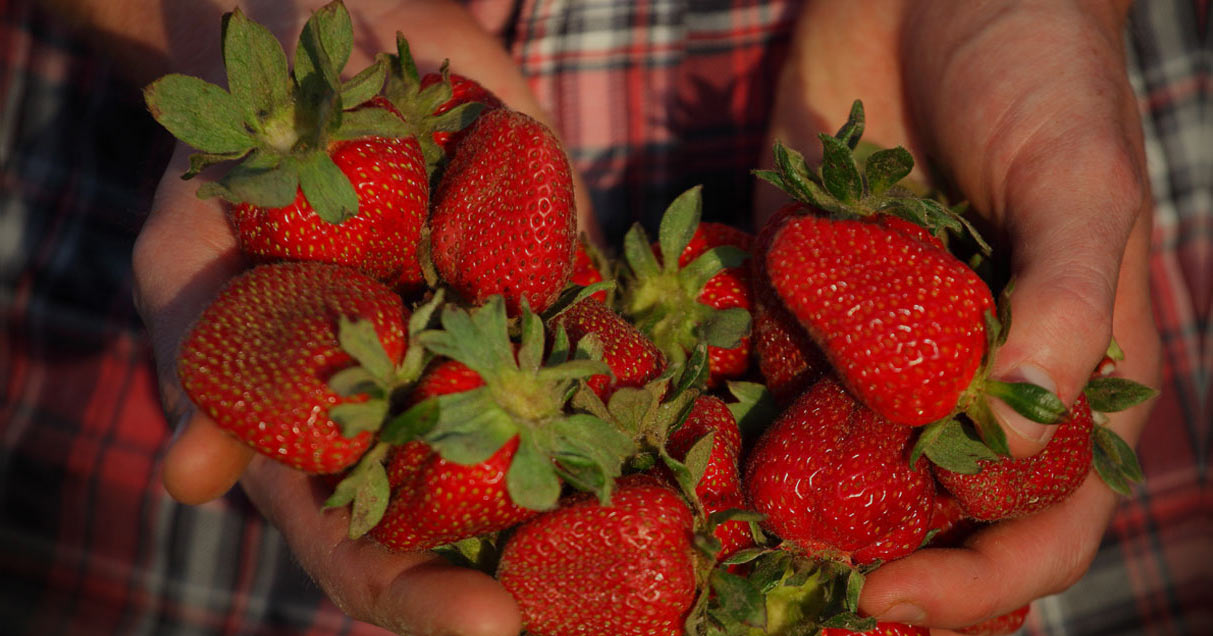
146, 4, 1157, 636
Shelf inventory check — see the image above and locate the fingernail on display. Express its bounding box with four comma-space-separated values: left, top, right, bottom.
992, 363, 1059, 444
879, 602, 927, 624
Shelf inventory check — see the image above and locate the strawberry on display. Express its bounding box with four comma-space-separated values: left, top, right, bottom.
177, 261, 407, 473
144, 4, 435, 288
497, 474, 699, 636
933, 396, 1096, 521
956, 605, 1030, 636
549, 297, 666, 401
743, 377, 934, 565
666, 395, 743, 501
430, 108, 577, 314
571, 237, 609, 303
923, 492, 980, 548
418, 70, 504, 150
703, 493, 757, 562
751, 202, 830, 405
823, 622, 929, 636
618, 187, 754, 387
370, 359, 539, 552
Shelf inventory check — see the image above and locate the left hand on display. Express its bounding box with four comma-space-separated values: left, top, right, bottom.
758, 0, 1161, 630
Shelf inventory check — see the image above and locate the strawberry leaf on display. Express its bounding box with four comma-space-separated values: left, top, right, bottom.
984, 379, 1068, 424
679, 246, 750, 296
726, 381, 778, 441
699, 307, 751, 350
332, 106, 415, 141
293, 0, 353, 90
337, 316, 395, 382
921, 419, 998, 474
325, 443, 390, 538
1083, 376, 1158, 413
144, 74, 257, 154
221, 8, 292, 121
967, 397, 1012, 457
298, 149, 360, 223
329, 399, 388, 437
517, 303, 546, 374
819, 133, 863, 204
1092, 424, 1144, 495
864, 146, 914, 196
623, 223, 661, 279
709, 569, 768, 629
425, 387, 517, 464
834, 99, 866, 148
196, 150, 299, 207
340, 54, 389, 107
506, 430, 562, 510
550, 414, 634, 503
328, 367, 380, 397
379, 398, 440, 444
607, 387, 655, 437
658, 186, 704, 274
659, 446, 705, 507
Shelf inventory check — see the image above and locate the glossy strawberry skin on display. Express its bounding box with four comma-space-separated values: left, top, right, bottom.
823, 622, 929, 636
766, 214, 995, 425
677, 222, 755, 386
956, 605, 1030, 636
743, 378, 934, 565
177, 262, 406, 474
430, 108, 576, 314
229, 125, 429, 289
497, 474, 698, 636
666, 395, 743, 501
750, 204, 829, 405
934, 397, 1095, 521
370, 358, 539, 552
550, 298, 665, 401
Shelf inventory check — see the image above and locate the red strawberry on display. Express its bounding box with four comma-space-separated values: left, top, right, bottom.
571, 237, 609, 303
823, 622, 929, 636
934, 396, 1096, 521
743, 377, 934, 564
766, 213, 994, 425
550, 298, 666, 401
666, 395, 743, 501
619, 187, 754, 388
177, 262, 407, 474
228, 129, 429, 288
703, 493, 756, 562
430, 108, 576, 314
956, 605, 1030, 636
750, 203, 830, 404
145, 8, 433, 289
497, 474, 699, 636
419, 71, 504, 150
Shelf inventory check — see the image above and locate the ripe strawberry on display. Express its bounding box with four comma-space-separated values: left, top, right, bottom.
703, 493, 757, 562
571, 237, 609, 303
370, 359, 540, 552
766, 212, 995, 426
228, 130, 429, 287
666, 395, 743, 501
177, 262, 407, 473
145, 5, 433, 289
430, 108, 576, 314
956, 605, 1030, 636
743, 377, 934, 565
933, 396, 1096, 521
549, 298, 666, 401
823, 622, 929, 636
497, 474, 699, 636
751, 203, 830, 404
618, 187, 754, 388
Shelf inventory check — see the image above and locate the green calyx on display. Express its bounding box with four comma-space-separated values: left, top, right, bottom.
143, 0, 416, 223
411, 296, 636, 511
619, 186, 752, 367
755, 99, 988, 252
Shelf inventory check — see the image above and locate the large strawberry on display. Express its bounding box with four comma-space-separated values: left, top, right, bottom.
145, 3, 436, 288
549, 297, 666, 401
618, 186, 753, 387
743, 377, 935, 565
177, 261, 407, 473
496, 474, 700, 636
369, 359, 539, 552
430, 108, 577, 314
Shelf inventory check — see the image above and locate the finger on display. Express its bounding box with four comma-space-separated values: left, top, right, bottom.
242, 457, 522, 636
161, 410, 254, 505
859, 471, 1116, 628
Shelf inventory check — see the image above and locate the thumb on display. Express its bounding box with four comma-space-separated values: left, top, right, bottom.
984, 143, 1145, 457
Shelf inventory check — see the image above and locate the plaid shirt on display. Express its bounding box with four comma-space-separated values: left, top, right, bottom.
0, 1, 1208, 634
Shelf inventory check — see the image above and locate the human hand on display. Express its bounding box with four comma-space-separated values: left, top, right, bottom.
759, 0, 1161, 630
127, 1, 597, 633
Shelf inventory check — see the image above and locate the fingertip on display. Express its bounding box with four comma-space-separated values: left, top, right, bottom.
162, 413, 253, 504
376, 561, 522, 636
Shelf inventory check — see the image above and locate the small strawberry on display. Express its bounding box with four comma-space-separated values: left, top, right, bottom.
618, 186, 754, 387
666, 395, 743, 501
956, 605, 1030, 636
549, 297, 666, 401
823, 622, 929, 636
743, 377, 934, 565
751, 202, 831, 405
430, 108, 577, 314
497, 474, 699, 636
703, 494, 757, 562
145, 4, 435, 288
177, 261, 407, 473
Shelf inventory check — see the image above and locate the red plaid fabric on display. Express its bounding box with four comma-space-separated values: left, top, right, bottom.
1, 1, 1208, 635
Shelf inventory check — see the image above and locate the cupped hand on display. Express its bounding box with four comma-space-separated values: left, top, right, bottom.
761, 0, 1161, 629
